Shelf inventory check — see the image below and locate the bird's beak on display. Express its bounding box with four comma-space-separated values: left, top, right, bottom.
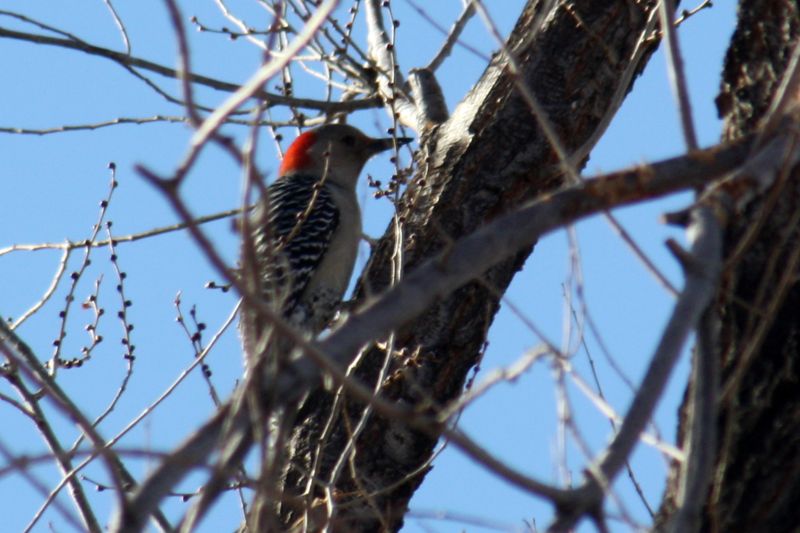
367, 135, 413, 155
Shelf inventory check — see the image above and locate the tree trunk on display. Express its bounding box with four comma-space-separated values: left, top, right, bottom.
276, 1, 664, 530
660, 2, 800, 532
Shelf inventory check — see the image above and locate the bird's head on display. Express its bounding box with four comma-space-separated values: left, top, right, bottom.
279, 124, 412, 188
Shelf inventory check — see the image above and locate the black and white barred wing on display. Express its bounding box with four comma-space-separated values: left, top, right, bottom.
250, 175, 339, 322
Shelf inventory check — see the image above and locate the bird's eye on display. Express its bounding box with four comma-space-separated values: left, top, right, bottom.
341, 135, 357, 147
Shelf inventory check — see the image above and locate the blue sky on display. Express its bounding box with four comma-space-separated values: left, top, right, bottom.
1, 2, 737, 532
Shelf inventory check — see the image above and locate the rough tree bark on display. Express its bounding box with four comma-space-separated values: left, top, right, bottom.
659, 2, 800, 532
276, 1, 665, 530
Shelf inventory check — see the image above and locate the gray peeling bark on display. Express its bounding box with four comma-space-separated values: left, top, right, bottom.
282, 1, 662, 531
659, 2, 800, 532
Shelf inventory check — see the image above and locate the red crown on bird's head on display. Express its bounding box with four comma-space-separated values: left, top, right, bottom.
279, 130, 318, 176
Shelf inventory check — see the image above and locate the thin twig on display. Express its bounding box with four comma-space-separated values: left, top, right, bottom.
10, 248, 70, 329
658, 0, 699, 151
0, 206, 244, 257
406, 0, 484, 71
164, 0, 201, 126
100, 0, 130, 54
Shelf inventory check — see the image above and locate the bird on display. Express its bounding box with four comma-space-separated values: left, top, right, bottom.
120, 126, 414, 533
240, 123, 413, 365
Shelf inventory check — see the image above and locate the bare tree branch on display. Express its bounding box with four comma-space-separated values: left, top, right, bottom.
665, 305, 719, 533
0, 24, 379, 113
420, 1, 479, 72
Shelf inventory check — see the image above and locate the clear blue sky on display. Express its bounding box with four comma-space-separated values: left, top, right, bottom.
0, 2, 737, 532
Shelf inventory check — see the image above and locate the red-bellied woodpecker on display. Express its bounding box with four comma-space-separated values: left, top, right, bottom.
119, 128, 411, 533
243, 124, 412, 357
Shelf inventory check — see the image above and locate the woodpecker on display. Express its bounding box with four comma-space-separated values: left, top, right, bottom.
244, 124, 412, 349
